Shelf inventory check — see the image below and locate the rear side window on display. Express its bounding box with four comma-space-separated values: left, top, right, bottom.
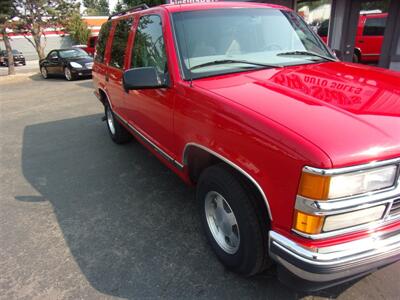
363, 17, 387, 36
131, 15, 167, 74
89, 37, 96, 48
318, 20, 329, 37
95, 22, 112, 63
110, 18, 133, 69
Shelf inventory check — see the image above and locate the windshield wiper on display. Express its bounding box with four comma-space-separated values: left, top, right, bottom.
276, 51, 337, 62
189, 59, 282, 71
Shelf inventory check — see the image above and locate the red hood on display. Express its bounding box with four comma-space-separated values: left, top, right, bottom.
194, 62, 400, 167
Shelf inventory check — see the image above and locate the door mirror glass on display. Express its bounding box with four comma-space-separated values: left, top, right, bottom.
123, 67, 167, 90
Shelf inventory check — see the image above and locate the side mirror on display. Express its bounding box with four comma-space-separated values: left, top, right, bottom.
123, 67, 168, 91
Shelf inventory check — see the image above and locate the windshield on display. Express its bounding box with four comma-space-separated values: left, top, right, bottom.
172, 8, 335, 79
59, 48, 89, 58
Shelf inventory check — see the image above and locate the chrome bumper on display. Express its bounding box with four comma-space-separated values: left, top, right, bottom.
269, 228, 400, 284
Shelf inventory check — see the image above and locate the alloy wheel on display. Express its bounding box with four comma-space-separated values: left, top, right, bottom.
204, 191, 240, 254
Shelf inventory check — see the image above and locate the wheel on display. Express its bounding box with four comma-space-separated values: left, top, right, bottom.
40, 66, 48, 79
64, 67, 75, 81
105, 104, 132, 144
197, 164, 270, 276
23, 62, 26, 66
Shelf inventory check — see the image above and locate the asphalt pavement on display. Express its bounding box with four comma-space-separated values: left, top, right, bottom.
0, 74, 399, 299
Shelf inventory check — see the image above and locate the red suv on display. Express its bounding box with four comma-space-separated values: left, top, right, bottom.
319, 12, 387, 63
93, 2, 400, 291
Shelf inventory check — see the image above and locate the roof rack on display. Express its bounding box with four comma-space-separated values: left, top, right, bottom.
108, 3, 149, 20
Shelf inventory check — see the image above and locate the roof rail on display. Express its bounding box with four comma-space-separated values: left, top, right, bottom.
108, 3, 149, 20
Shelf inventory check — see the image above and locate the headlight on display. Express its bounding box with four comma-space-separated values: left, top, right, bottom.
293, 205, 387, 234
298, 165, 397, 200
70, 62, 83, 68
323, 205, 386, 232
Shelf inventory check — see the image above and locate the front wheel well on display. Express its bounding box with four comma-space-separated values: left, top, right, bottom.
184, 145, 272, 224
98, 89, 108, 107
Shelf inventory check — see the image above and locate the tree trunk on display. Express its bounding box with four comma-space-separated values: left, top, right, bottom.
2, 30, 15, 75
32, 26, 46, 61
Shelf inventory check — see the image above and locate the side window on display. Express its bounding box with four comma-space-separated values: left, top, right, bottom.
49, 51, 58, 59
363, 17, 387, 36
89, 37, 96, 48
95, 21, 112, 63
110, 18, 133, 69
317, 20, 329, 37
131, 15, 167, 74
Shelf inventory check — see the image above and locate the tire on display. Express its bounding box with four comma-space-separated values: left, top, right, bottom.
105, 104, 132, 144
197, 164, 270, 276
40, 66, 48, 79
353, 52, 360, 63
64, 67, 75, 81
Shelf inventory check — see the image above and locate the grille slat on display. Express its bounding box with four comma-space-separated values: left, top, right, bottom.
389, 198, 400, 216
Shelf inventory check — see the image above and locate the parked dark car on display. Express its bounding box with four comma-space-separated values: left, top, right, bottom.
0, 49, 26, 66
39, 48, 93, 80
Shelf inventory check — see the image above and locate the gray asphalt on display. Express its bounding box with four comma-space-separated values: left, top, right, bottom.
0, 74, 399, 300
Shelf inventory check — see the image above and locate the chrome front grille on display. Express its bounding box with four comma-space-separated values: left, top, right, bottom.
390, 198, 400, 217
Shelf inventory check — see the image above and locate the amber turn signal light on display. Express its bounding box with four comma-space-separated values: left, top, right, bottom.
298, 172, 331, 200
293, 210, 324, 234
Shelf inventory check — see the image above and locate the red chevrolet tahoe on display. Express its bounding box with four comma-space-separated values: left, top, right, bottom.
318, 12, 388, 63
92, 2, 400, 291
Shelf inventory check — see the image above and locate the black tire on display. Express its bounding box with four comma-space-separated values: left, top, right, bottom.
64, 67, 76, 81
353, 52, 360, 63
40, 66, 48, 79
105, 104, 132, 144
197, 164, 270, 276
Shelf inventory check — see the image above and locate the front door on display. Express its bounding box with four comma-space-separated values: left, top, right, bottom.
123, 14, 176, 157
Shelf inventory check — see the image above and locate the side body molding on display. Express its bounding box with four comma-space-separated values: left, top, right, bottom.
183, 142, 273, 221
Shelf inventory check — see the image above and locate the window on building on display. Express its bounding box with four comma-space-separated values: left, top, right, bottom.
110, 18, 133, 69
131, 15, 167, 75
95, 21, 112, 63
363, 17, 387, 36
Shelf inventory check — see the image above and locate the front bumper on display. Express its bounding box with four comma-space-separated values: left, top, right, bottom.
269, 228, 400, 291
71, 68, 92, 77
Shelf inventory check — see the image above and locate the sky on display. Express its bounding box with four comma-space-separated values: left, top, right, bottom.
79, 0, 119, 13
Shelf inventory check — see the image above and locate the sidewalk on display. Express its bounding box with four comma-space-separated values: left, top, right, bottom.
0, 60, 39, 77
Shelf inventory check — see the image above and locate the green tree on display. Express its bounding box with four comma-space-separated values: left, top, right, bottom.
12, 0, 80, 61
83, 0, 109, 16
65, 13, 91, 44
122, 0, 163, 9
0, 0, 15, 75
113, 1, 125, 14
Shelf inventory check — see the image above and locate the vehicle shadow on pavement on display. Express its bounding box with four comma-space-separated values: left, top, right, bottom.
19, 114, 353, 299
28, 73, 93, 83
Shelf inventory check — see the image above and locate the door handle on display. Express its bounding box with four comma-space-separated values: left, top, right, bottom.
105, 74, 109, 82
358, 40, 364, 43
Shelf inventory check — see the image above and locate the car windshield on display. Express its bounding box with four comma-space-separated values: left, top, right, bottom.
59, 48, 89, 58
12, 50, 20, 54
172, 8, 335, 79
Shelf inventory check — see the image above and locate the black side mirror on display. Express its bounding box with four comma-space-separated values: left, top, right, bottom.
123, 67, 168, 91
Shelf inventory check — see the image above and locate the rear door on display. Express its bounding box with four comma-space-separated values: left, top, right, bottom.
93, 21, 112, 95
107, 17, 134, 117
358, 14, 387, 62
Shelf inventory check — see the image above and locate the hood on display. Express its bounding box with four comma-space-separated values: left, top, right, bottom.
65, 56, 93, 64
194, 62, 400, 167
